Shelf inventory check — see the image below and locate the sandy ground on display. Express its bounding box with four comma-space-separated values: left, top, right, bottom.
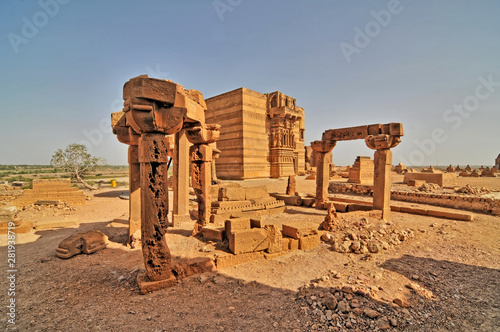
1, 176, 499, 331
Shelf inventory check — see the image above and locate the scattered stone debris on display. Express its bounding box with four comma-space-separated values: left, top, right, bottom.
296, 283, 410, 331
456, 184, 490, 195
320, 214, 415, 254
417, 183, 441, 192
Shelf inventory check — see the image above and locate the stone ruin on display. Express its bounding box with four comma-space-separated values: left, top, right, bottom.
14, 179, 86, 208
311, 123, 404, 221
111, 75, 220, 290
496, 154, 500, 169
348, 156, 374, 185
205, 88, 306, 179
109, 75, 408, 292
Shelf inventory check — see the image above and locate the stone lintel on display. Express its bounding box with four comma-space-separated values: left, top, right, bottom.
322, 123, 403, 142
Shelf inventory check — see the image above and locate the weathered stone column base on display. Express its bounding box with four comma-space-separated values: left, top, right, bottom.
137, 273, 177, 294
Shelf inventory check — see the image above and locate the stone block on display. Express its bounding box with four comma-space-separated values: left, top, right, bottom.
228, 228, 269, 254
404, 172, 457, 187
215, 251, 265, 269
408, 179, 426, 187
137, 272, 177, 294
202, 226, 225, 241
299, 234, 321, 250
281, 224, 318, 239
264, 224, 282, 254
288, 238, 299, 250
302, 197, 315, 207
245, 186, 268, 200
225, 218, 251, 233
172, 257, 216, 279
123, 76, 178, 105
282, 237, 290, 251
219, 186, 246, 201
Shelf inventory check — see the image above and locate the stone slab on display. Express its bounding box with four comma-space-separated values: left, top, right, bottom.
281, 224, 318, 239
215, 251, 265, 269
228, 228, 269, 254
299, 234, 321, 250
202, 226, 225, 242
137, 272, 177, 294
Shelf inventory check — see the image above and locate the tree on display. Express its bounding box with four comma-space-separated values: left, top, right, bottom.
50, 144, 106, 190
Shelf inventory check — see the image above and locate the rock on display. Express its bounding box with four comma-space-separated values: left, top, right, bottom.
321, 233, 334, 242
341, 285, 354, 293
389, 317, 398, 327
324, 293, 338, 310
350, 241, 361, 252
336, 241, 352, 253
336, 300, 350, 313
348, 232, 358, 241
377, 316, 390, 330
363, 308, 380, 319
367, 241, 380, 253
393, 298, 410, 308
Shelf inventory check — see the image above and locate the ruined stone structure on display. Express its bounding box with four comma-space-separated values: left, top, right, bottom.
205, 88, 305, 180
403, 172, 457, 187
348, 156, 374, 185
14, 179, 86, 208
496, 154, 500, 169
112, 75, 220, 289
312, 123, 403, 220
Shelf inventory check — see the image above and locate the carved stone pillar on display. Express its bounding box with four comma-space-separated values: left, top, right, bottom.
128, 145, 141, 242
366, 134, 401, 221
190, 144, 213, 234
185, 124, 220, 235
173, 129, 191, 226
138, 133, 172, 280
311, 140, 336, 209
211, 145, 221, 184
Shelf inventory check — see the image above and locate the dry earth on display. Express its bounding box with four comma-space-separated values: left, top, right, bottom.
1, 176, 499, 331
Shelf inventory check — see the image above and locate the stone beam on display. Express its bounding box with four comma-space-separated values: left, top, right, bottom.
322, 123, 403, 142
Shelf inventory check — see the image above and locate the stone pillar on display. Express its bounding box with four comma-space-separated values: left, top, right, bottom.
138, 133, 172, 281
211, 145, 221, 184
190, 144, 212, 234
128, 145, 141, 242
173, 130, 191, 226
366, 134, 401, 221
311, 140, 336, 209
373, 149, 392, 220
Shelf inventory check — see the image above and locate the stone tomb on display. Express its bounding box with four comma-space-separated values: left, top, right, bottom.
14, 179, 86, 208
403, 172, 457, 187
348, 156, 374, 185
205, 89, 305, 180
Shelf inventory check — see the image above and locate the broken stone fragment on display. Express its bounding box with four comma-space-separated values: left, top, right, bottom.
56, 230, 108, 259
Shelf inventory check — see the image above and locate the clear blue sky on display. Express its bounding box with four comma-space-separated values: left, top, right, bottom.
1, 0, 499, 166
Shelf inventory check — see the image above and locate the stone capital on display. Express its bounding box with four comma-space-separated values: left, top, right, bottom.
186, 124, 221, 145
365, 135, 401, 150
310, 140, 336, 153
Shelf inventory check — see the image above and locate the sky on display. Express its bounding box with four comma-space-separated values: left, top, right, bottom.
1, 0, 499, 166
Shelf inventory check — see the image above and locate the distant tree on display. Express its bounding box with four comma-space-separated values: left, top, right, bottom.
50, 144, 106, 190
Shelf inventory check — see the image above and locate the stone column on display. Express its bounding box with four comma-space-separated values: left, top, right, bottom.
128, 145, 141, 242
138, 133, 172, 281
211, 145, 221, 184
366, 134, 401, 221
173, 130, 191, 226
190, 144, 212, 234
311, 140, 336, 209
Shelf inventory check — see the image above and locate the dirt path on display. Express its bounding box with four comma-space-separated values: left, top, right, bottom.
1, 177, 499, 331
